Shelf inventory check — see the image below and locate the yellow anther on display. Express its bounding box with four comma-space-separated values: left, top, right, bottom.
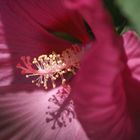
17, 45, 85, 90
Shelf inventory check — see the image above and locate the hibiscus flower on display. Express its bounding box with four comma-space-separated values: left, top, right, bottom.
0, 0, 140, 140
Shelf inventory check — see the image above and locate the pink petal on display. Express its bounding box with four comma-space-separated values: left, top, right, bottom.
123, 31, 140, 82
0, 0, 70, 58
123, 31, 140, 112
72, 42, 133, 140
65, 0, 133, 139
0, 0, 90, 62
122, 31, 140, 139
0, 19, 13, 87
39, 0, 89, 42
0, 87, 88, 140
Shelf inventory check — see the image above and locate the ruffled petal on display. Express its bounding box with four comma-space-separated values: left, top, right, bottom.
64, 0, 133, 139
123, 31, 140, 81
123, 31, 140, 139
0, 86, 88, 140
123, 31, 140, 111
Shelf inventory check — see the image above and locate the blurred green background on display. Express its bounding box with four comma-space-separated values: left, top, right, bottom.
105, 0, 140, 34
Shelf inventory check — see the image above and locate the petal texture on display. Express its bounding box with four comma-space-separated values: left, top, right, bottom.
72, 40, 132, 140
64, 0, 133, 139
123, 31, 140, 140
123, 31, 140, 112
123, 31, 140, 81
0, 16, 13, 86
0, 87, 89, 140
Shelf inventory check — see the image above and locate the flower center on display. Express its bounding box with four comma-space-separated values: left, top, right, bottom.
16, 45, 85, 90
